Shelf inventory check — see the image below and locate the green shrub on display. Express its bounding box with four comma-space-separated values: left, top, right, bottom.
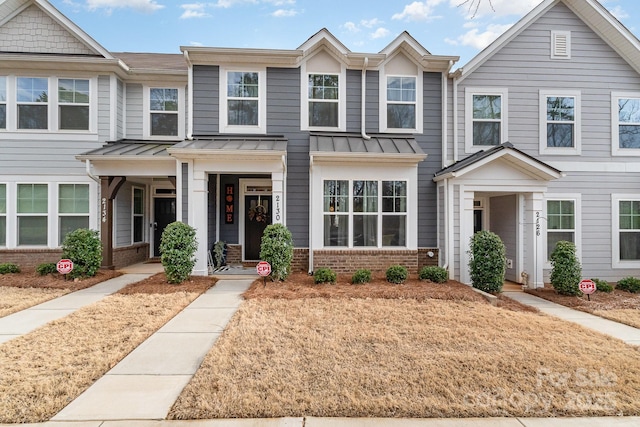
212, 240, 227, 268
160, 221, 198, 284
419, 266, 448, 283
549, 241, 582, 296
0, 263, 20, 274
617, 276, 640, 294
592, 278, 613, 293
36, 262, 58, 276
314, 267, 336, 284
386, 265, 408, 284
62, 228, 102, 279
260, 223, 294, 281
351, 269, 372, 284
468, 230, 505, 293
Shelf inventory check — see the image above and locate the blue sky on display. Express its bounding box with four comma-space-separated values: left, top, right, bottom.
53, 0, 639, 67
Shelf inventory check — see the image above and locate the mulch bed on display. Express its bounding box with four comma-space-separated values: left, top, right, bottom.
527, 285, 640, 312
0, 269, 122, 291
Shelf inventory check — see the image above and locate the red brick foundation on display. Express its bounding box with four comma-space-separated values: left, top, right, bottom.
0, 249, 63, 271
311, 248, 439, 275
113, 243, 149, 269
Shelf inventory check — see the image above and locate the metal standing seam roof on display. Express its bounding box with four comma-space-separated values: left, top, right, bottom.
77, 140, 178, 159
169, 136, 287, 152
310, 133, 425, 156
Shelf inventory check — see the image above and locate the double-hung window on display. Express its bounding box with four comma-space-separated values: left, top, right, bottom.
540, 90, 580, 154
612, 93, 640, 156
386, 76, 416, 130
17, 184, 48, 246
17, 77, 48, 130
220, 69, 264, 133
465, 88, 507, 151
58, 184, 89, 245
59, 79, 89, 130
309, 74, 339, 128
546, 200, 575, 259
133, 187, 144, 243
150, 88, 178, 136
0, 184, 5, 246
0, 77, 6, 129
323, 179, 407, 248
616, 198, 640, 264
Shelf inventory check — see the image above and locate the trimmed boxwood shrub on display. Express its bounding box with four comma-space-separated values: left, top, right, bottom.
419, 266, 448, 283
549, 240, 582, 296
314, 267, 336, 284
592, 278, 613, 293
260, 223, 294, 281
468, 230, 505, 293
36, 262, 58, 276
386, 265, 408, 284
0, 263, 20, 274
617, 276, 640, 294
62, 228, 102, 279
351, 269, 371, 284
160, 221, 198, 284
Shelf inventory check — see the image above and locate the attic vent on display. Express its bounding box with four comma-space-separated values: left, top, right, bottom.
551, 30, 571, 59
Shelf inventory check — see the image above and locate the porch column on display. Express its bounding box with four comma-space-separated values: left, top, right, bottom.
99, 176, 125, 269
191, 169, 208, 276
523, 193, 544, 288
271, 171, 284, 224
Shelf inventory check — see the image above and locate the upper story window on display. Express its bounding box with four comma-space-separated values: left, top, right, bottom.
465, 88, 508, 152
219, 68, 265, 134
612, 93, 640, 156
0, 77, 6, 129
386, 76, 416, 130
59, 79, 89, 131
17, 77, 48, 130
309, 74, 339, 128
539, 90, 581, 155
150, 88, 178, 136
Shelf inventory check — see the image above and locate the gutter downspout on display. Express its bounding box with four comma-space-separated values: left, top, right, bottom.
308, 154, 314, 274
453, 73, 459, 163
361, 57, 371, 140
184, 50, 194, 140
85, 159, 99, 183
442, 178, 449, 274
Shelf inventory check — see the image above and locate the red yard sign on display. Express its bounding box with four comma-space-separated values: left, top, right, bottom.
256, 261, 271, 277
579, 279, 596, 295
56, 259, 74, 275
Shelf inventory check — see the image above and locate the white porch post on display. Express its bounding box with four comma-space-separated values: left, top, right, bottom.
271, 171, 284, 224
460, 188, 474, 285
524, 193, 544, 288
191, 169, 209, 276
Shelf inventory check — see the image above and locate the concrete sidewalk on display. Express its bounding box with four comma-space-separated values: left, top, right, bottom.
0, 273, 152, 345
504, 291, 640, 346
51, 279, 253, 422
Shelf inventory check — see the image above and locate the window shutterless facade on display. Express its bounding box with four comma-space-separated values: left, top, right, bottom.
612, 195, 640, 268
58, 183, 89, 245
540, 90, 580, 155
0, 184, 5, 246
219, 68, 265, 134
149, 88, 178, 136
17, 183, 48, 246
58, 78, 89, 130
133, 187, 144, 244
17, 77, 48, 130
386, 76, 416, 130
465, 88, 508, 152
546, 200, 575, 259
612, 93, 640, 156
308, 74, 339, 128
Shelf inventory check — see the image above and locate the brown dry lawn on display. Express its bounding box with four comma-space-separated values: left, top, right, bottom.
168, 274, 640, 419
0, 273, 215, 423
0, 270, 122, 318
528, 286, 640, 328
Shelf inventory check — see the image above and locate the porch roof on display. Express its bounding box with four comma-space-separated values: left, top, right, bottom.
77, 140, 177, 160
310, 133, 426, 164
433, 142, 564, 181
167, 135, 287, 160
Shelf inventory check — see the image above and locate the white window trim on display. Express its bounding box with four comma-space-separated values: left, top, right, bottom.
132, 186, 145, 245
539, 90, 581, 155
464, 87, 508, 153
219, 67, 266, 134
551, 30, 571, 60
0, 77, 6, 130
379, 73, 423, 134
543, 194, 581, 269
143, 85, 186, 139
300, 61, 346, 132
612, 193, 640, 269
0, 182, 6, 247
16, 182, 50, 247
57, 183, 90, 246
611, 92, 640, 157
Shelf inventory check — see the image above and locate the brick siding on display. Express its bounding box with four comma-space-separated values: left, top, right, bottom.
312, 248, 439, 275
113, 243, 149, 269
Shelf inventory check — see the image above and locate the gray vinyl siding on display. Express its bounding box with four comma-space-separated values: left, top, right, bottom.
0, 140, 100, 175
437, 184, 445, 264
97, 75, 110, 141
365, 70, 380, 133
455, 2, 640, 162
490, 195, 517, 282
115, 183, 132, 247
117, 79, 124, 140
192, 65, 219, 135
346, 69, 361, 133
453, 184, 461, 279
125, 83, 143, 139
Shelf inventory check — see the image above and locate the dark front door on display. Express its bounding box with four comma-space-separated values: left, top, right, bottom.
244, 195, 271, 260
154, 198, 176, 257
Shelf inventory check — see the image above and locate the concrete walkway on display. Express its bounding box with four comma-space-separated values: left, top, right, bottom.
0, 273, 152, 345
51, 278, 252, 422
504, 291, 640, 346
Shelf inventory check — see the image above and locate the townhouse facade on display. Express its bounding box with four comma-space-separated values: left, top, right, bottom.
2, 0, 640, 287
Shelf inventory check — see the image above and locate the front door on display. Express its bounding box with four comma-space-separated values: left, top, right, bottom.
154, 198, 176, 257
244, 195, 271, 260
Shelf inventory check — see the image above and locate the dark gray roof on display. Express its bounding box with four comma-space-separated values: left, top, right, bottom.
310, 133, 424, 156
434, 142, 562, 177
77, 140, 178, 159
171, 135, 287, 152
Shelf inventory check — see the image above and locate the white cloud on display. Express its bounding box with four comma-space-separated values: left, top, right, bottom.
180, 3, 210, 18
450, 0, 542, 19
214, 0, 294, 7
360, 18, 382, 28
86, 0, 164, 13
445, 23, 512, 50
371, 27, 390, 39
608, 5, 629, 20
272, 8, 298, 17
392, 0, 445, 22
342, 21, 359, 33
189, 41, 204, 46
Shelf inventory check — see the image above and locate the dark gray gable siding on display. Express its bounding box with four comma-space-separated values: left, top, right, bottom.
346, 69, 380, 133
417, 72, 442, 247
346, 69, 361, 133
193, 65, 219, 135
365, 70, 380, 133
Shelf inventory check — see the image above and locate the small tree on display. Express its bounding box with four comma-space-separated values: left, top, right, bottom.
160, 221, 198, 284
550, 241, 582, 296
468, 230, 506, 293
260, 223, 294, 281
62, 228, 102, 279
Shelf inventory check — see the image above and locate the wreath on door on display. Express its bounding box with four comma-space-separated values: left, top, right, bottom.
248, 204, 268, 223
